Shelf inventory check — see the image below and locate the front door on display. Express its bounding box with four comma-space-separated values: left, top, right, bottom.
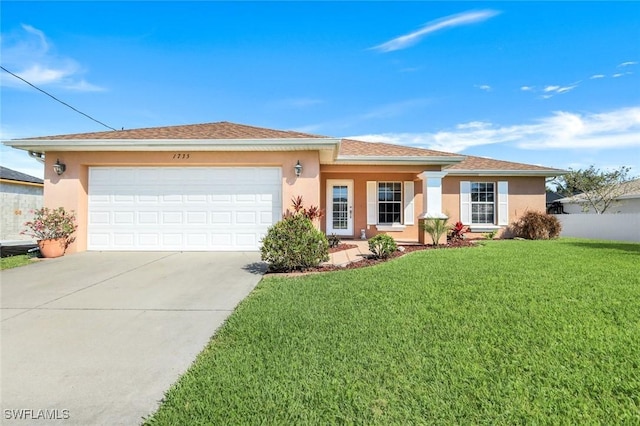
326, 179, 354, 236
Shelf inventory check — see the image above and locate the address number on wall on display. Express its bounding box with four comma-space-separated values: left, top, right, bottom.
172, 153, 190, 159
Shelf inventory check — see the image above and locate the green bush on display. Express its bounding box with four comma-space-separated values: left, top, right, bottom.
368, 234, 397, 259
510, 211, 562, 240
261, 214, 329, 272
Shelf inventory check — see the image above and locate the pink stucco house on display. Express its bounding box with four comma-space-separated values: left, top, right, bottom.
3, 122, 564, 252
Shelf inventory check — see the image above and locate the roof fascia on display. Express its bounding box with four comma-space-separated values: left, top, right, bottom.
446, 169, 566, 177
2, 138, 342, 153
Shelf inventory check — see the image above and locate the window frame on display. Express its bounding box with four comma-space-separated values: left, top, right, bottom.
470, 182, 496, 225
377, 181, 403, 225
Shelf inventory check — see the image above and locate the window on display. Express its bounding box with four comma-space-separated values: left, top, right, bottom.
378, 182, 402, 224
471, 182, 495, 224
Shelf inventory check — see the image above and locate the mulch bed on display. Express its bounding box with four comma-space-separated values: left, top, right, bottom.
328, 243, 358, 253
267, 240, 478, 275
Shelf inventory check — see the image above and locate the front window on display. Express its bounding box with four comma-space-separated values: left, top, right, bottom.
378, 182, 402, 224
471, 182, 495, 224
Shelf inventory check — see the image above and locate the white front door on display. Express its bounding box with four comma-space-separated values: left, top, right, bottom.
326, 179, 354, 236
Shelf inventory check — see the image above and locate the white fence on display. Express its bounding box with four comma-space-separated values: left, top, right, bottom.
554, 213, 640, 242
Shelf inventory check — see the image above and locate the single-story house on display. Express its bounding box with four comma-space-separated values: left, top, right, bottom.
557, 178, 640, 214
3, 122, 564, 253
0, 166, 44, 241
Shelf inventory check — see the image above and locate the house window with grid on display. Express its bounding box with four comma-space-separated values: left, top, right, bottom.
378, 182, 402, 224
471, 182, 495, 224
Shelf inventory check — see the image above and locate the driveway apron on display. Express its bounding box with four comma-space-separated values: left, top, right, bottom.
1, 251, 264, 425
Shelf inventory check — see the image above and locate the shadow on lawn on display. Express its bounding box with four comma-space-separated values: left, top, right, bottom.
562, 240, 640, 254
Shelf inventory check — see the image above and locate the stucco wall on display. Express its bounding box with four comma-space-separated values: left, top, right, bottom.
44, 151, 320, 252
0, 182, 43, 241
442, 175, 546, 235
320, 165, 437, 240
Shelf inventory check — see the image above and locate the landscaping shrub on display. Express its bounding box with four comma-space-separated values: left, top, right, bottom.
448, 221, 468, 242
327, 233, 341, 249
368, 234, 397, 259
510, 211, 562, 240
421, 217, 451, 246
261, 200, 329, 272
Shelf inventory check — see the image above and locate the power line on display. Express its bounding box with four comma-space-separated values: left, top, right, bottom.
1, 65, 118, 131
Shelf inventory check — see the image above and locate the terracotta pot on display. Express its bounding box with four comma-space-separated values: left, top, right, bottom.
38, 238, 66, 258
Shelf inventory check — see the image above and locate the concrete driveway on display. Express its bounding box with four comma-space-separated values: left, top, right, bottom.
1, 251, 265, 425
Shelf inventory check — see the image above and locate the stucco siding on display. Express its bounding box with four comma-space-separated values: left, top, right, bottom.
443, 175, 546, 231
44, 151, 320, 252
320, 167, 428, 240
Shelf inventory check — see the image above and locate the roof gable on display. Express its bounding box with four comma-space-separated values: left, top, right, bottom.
22, 121, 326, 141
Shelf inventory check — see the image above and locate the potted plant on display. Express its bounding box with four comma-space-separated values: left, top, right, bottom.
22, 207, 78, 258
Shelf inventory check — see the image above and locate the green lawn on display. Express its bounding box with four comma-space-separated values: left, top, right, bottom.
0, 254, 33, 270
147, 239, 640, 424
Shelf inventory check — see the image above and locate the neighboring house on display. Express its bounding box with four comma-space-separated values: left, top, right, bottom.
546, 191, 566, 214
0, 166, 44, 241
558, 178, 640, 214
3, 122, 564, 253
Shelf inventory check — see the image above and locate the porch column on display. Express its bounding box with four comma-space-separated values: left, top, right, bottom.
418, 171, 448, 245
419, 171, 448, 219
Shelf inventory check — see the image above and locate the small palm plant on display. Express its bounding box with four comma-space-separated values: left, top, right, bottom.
421, 217, 451, 247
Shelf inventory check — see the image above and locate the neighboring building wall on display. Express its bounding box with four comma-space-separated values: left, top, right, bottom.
561, 198, 640, 214
442, 175, 547, 235
0, 181, 43, 241
555, 213, 640, 242
44, 151, 321, 253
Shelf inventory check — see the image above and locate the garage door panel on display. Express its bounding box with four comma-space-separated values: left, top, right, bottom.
88, 167, 281, 251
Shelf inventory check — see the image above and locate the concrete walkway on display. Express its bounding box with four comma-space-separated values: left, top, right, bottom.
1, 251, 264, 425
325, 240, 373, 267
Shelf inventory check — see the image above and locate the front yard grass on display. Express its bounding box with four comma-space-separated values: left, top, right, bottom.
147, 238, 640, 424
0, 255, 33, 270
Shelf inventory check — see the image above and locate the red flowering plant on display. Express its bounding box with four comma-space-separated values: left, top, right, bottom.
22, 207, 78, 247
448, 221, 469, 242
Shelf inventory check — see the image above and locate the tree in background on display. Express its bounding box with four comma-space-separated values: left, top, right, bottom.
554, 165, 635, 214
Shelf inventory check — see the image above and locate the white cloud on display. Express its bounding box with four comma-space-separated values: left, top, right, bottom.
612, 73, 624, 78
540, 83, 578, 98
476, 84, 491, 91
590, 74, 605, 79
618, 61, 638, 67
371, 9, 500, 52
520, 86, 533, 91
347, 106, 640, 153
0, 24, 104, 92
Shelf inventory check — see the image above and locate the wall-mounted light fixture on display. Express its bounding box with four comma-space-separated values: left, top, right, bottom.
53, 159, 66, 176
294, 160, 302, 177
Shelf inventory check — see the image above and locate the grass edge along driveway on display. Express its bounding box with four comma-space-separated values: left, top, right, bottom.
146, 238, 640, 425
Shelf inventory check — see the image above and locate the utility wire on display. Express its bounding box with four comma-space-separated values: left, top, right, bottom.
1, 65, 118, 131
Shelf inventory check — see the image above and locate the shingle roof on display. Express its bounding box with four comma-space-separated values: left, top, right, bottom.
339, 138, 460, 158
14, 121, 563, 172
449, 155, 565, 172
0, 166, 43, 184
24, 121, 326, 140
559, 178, 640, 202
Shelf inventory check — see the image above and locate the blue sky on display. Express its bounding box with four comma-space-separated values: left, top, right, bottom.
1, 1, 639, 180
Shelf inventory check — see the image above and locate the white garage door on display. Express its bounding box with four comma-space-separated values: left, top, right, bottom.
88, 167, 282, 251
